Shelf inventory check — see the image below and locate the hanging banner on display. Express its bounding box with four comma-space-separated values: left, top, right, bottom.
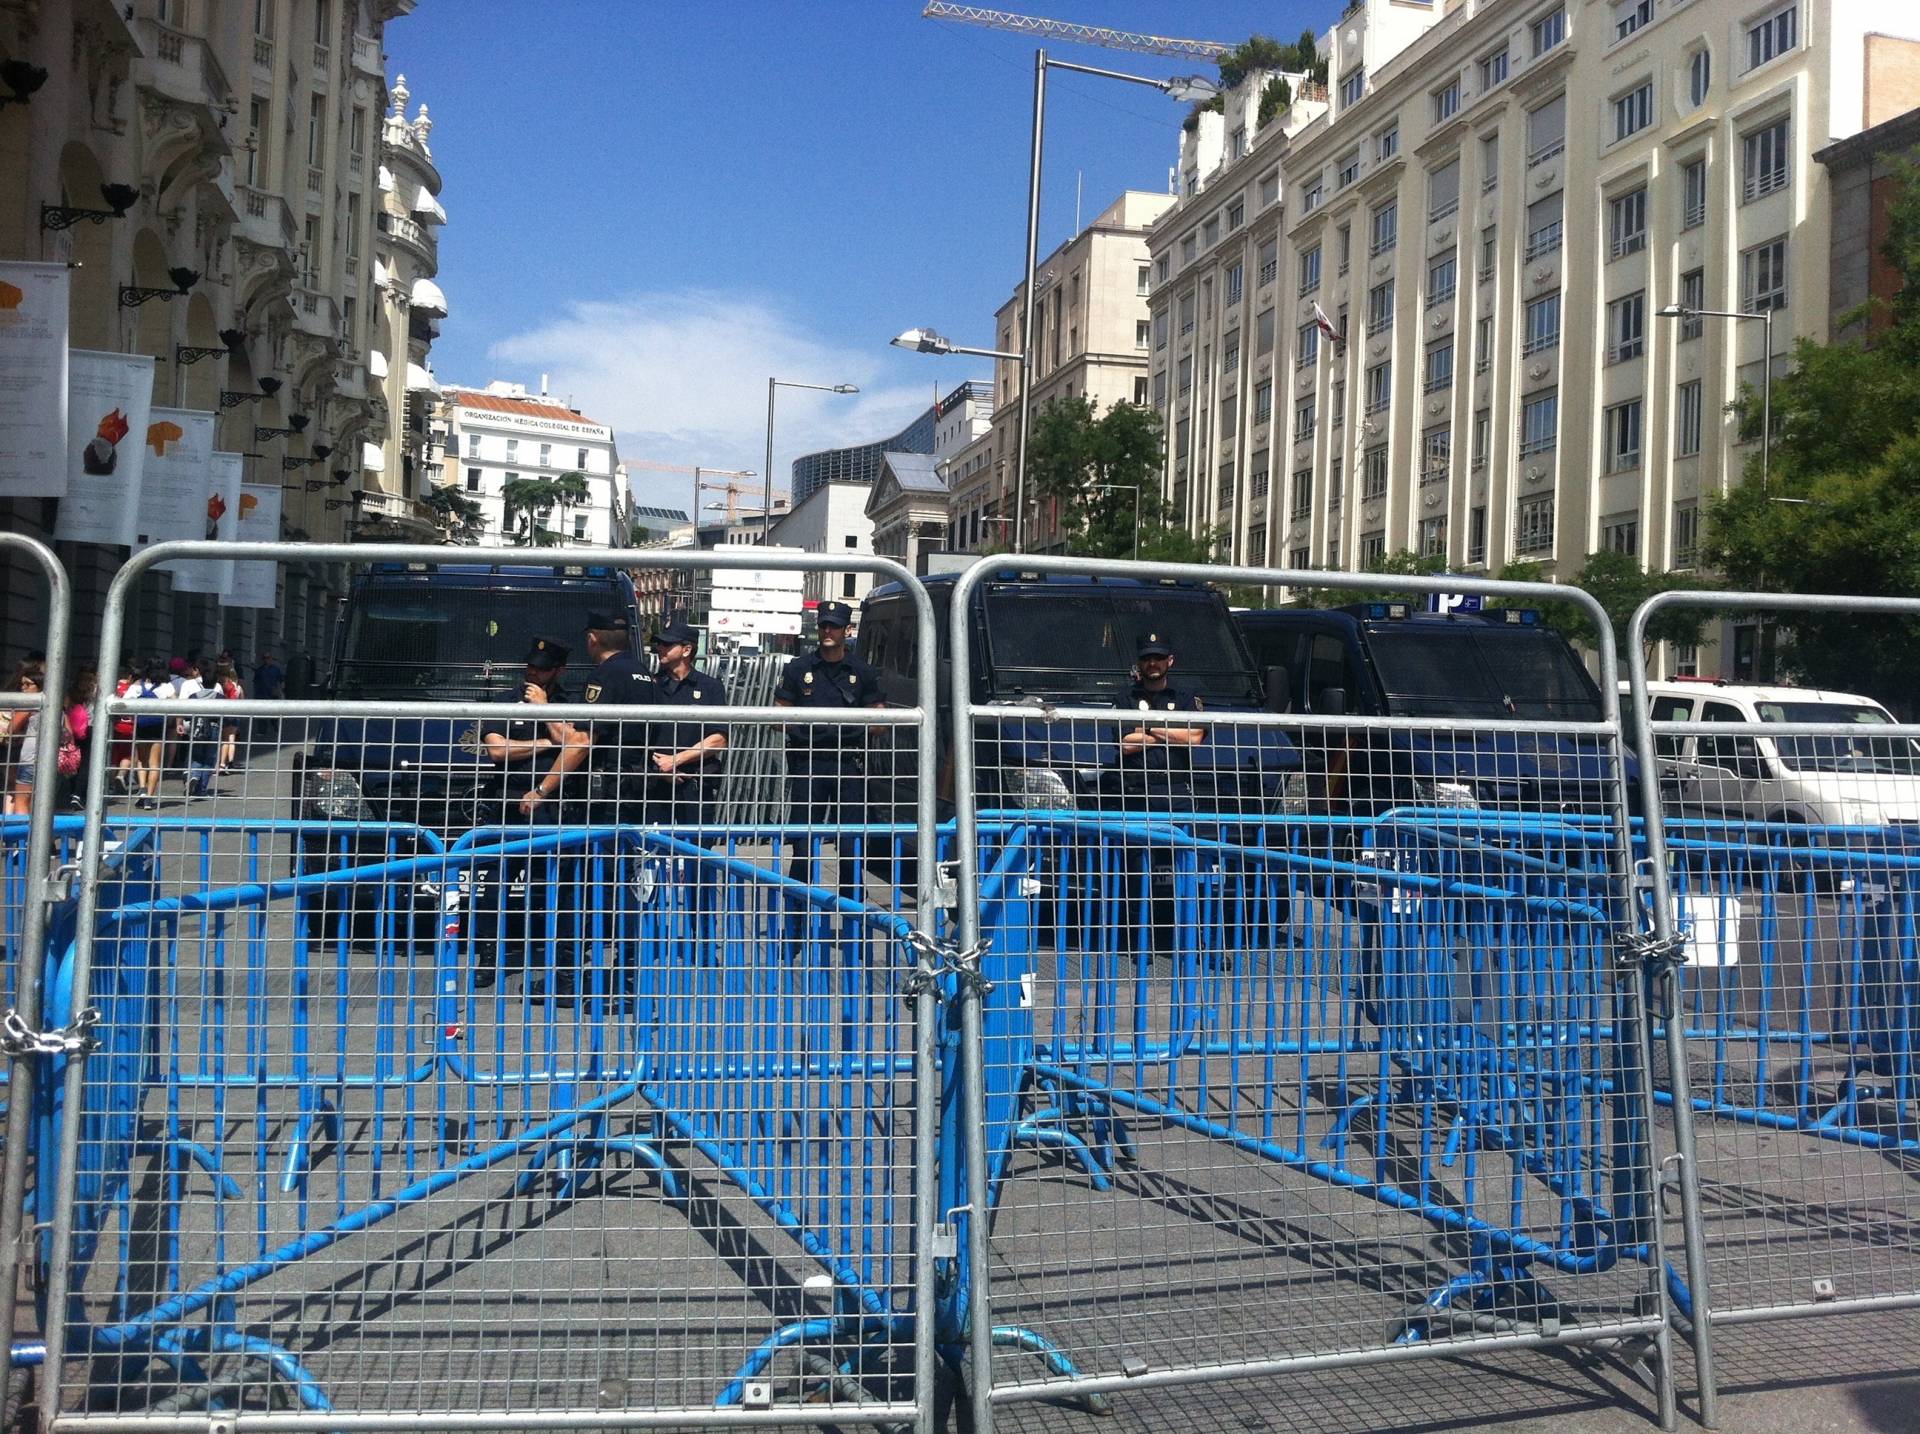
165, 451, 242, 595
0, 261, 70, 498
54, 349, 154, 545
134, 408, 216, 551
223, 483, 282, 609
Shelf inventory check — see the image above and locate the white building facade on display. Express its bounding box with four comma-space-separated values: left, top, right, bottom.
437, 383, 627, 547
767, 480, 877, 613
1148, 0, 1920, 616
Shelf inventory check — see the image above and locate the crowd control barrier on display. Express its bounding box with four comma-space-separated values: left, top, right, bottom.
33, 542, 946, 1432
1628, 591, 1920, 1427
944, 557, 1680, 1434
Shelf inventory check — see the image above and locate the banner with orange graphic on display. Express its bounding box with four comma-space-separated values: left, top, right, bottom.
164, 451, 242, 595
134, 408, 216, 552
223, 482, 282, 608
0, 261, 70, 497
54, 349, 154, 545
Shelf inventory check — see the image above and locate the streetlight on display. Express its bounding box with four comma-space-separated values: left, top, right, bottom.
764, 377, 859, 543
1656, 303, 1774, 491
1088, 482, 1143, 557
1004, 53, 1217, 553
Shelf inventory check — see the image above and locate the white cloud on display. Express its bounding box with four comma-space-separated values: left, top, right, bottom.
486, 289, 939, 518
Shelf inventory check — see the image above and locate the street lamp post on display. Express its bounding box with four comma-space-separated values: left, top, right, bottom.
1087, 481, 1142, 557
1656, 303, 1775, 491
763, 377, 859, 543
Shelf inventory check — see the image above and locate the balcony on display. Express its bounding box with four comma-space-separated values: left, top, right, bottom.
384, 213, 435, 263
293, 288, 340, 340
352, 33, 384, 76
236, 185, 297, 248
137, 19, 235, 113
253, 36, 273, 72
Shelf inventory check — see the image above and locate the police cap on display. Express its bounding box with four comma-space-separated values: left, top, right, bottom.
817, 601, 853, 629
651, 618, 697, 647
1136, 631, 1173, 658
525, 636, 570, 669
584, 611, 631, 633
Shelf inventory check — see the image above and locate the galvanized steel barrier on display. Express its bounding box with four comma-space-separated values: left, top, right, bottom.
946, 558, 1678, 1432
32, 542, 945, 1431
1627, 591, 1920, 1428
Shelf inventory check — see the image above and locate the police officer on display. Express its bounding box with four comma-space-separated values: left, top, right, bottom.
636, 617, 728, 831
774, 600, 886, 892
1118, 629, 1205, 800
563, 610, 655, 827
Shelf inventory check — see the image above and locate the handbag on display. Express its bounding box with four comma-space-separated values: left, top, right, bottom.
56, 721, 81, 778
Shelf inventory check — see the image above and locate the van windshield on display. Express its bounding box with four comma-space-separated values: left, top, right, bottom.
1366, 626, 1603, 722
336, 583, 619, 699
1756, 701, 1920, 774
982, 587, 1260, 704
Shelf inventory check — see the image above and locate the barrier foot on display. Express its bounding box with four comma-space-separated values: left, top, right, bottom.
280, 1098, 342, 1195
145, 1325, 333, 1413
513, 1134, 682, 1204
133, 1139, 243, 1201
715, 1314, 911, 1418
1394, 1262, 1567, 1347
990, 1325, 1112, 1415
1001, 1118, 1111, 1196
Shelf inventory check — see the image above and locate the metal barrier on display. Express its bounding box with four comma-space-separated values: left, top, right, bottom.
947, 558, 1677, 1432
0, 533, 74, 1395
1627, 591, 1920, 1427
39, 542, 945, 1431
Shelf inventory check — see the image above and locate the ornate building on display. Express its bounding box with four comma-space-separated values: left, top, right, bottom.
0, 0, 427, 683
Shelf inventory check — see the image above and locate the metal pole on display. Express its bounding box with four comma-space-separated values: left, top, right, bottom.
763, 378, 777, 545
1132, 483, 1142, 558
1759, 308, 1772, 494
1013, 49, 1047, 555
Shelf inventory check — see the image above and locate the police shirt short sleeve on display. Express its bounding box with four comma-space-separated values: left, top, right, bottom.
853, 656, 886, 706
774, 656, 808, 705
693, 670, 729, 741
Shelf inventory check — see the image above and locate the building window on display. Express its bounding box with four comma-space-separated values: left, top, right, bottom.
1290, 467, 1313, 519
1475, 314, 1494, 372
1220, 394, 1238, 436
1361, 530, 1387, 566
1527, 93, 1566, 165
1378, 124, 1400, 162
1340, 67, 1365, 108
1251, 450, 1271, 497
1259, 237, 1280, 288
1468, 505, 1488, 564
1608, 187, 1648, 257
1223, 328, 1241, 371
1746, 3, 1797, 71
1673, 501, 1701, 567
1682, 158, 1708, 229
1259, 169, 1280, 206
1226, 261, 1245, 306
345, 193, 360, 256
1608, 291, 1646, 362
577, 447, 590, 468
1675, 379, 1703, 457
1422, 425, 1451, 483
1478, 225, 1497, 280
1299, 244, 1321, 295
1679, 269, 1705, 336
246, 96, 269, 185
1688, 48, 1712, 107
1369, 201, 1397, 256
1423, 340, 1455, 394
1227, 199, 1245, 230
1326, 530, 1342, 567
1329, 456, 1344, 511
1247, 527, 1267, 565
1289, 545, 1310, 569
1432, 80, 1460, 124
1532, 7, 1566, 56
1133, 375, 1149, 405
1743, 117, 1791, 201
1515, 494, 1556, 554
464, 467, 481, 492
1472, 408, 1491, 469
1287, 392, 1307, 436
574, 513, 589, 541
505, 438, 519, 461
842, 574, 857, 599
308, 94, 326, 166
466, 433, 481, 457
1181, 233, 1198, 265
1257, 306, 1276, 353
1418, 515, 1448, 558
1526, 192, 1564, 259
1203, 218, 1220, 249
349, 106, 366, 161
1336, 224, 1351, 273
1296, 323, 1319, 371
1601, 512, 1639, 555
1480, 48, 1509, 91
1481, 132, 1500, 190
1613, 81, 1653, 142
1152, 369, 1168, 406
1331, 381, 1346, 430
1218, 460, 1236, 506
1136, 319, 1151, 350
1520, 390, 1558, 456
1523, 292, 1561, 354
1742, 236, 1789, 311
1429, 158, 1460, 221
1367, 279, 1396, 333
1362, 445, 1389, 500
1337, 148, 1362, 188
1427, 249, 1457, 306
1301, 181, 1323, 213
1614, 0, 1652, 44
1154, 312, 1170, 351
1178, 294, 1195, 336
1605, 398, 1643, 471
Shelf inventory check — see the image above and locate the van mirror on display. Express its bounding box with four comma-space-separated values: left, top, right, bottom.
1263, 664, 1292, 714
1318, 687, 1348, 716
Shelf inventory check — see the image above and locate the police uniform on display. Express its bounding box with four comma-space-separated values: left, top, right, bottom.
579, 611, 656, 825
1119, 630, 1204, 801
775, 600, 885, 887
636, 618, 728, 830
477, 637, 574, 826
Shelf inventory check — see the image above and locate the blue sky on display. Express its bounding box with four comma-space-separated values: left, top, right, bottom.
388, 1, 1322, 516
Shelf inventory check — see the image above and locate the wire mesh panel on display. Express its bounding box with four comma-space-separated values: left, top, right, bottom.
948, 559, 1671, 1431
1627, 591, 1920, 1425
39, 543, 941, 1431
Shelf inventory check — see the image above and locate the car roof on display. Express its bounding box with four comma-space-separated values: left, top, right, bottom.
1625, 679, 1888, 707
867, 570, 1218, 603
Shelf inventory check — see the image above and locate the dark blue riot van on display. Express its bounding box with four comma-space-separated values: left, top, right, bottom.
858, 569, 1299, 818
1234, 602, 1632, 817
296, 561, 645, 849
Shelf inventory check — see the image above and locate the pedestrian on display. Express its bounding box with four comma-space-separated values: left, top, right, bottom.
215, 658, 244, 774
128, 659, 172, 809
773, 600, 886, 895
8, 665, 88, 819
635, 617, 728, 833
183, 657, 226, 798
109, 661, 138, 796
62, 668, 98, 811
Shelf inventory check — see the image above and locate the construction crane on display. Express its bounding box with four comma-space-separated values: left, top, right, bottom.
921, 3, 1230, 61
625, 459, 764, 525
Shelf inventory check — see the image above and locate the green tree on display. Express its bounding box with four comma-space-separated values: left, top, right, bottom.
502, 471, 593, 547
1288, 547, 1446, 607
1703, 161, 1920, 712
1025, 395, 1212, 562
420, 484, 485, 545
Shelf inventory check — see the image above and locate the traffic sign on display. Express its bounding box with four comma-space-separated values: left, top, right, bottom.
1428, 591, 1484, 614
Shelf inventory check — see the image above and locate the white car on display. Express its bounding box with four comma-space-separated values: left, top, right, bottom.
1624, 680, 1920, 831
